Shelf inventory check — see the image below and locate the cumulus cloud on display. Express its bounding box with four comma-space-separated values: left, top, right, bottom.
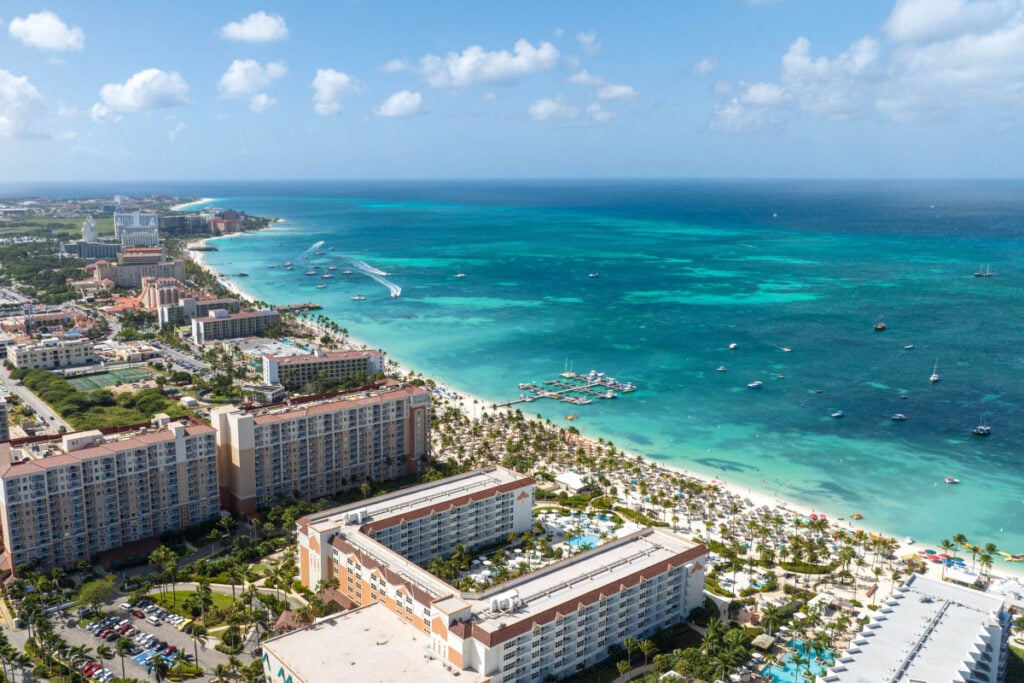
221, 11, 288, 42
596, 83, 638, 100
576, 31, 600, 55
311, 69, 358, 115
587, 102, 612, 122
528, 97, 577, 121
218, 60, 287, 99
416, 39, 558, 87
168, 122, 186, 142
568, 69, 605, 86
375, 90, 422, 117
93, 69, 189, 122
884, 0, 1017, 43
249, 94, 277, 113
9, 11, 84, 51
693, 57, 718, 76
0, 68, 45, 138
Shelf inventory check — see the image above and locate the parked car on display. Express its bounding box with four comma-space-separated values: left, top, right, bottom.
131, 609, 145, 618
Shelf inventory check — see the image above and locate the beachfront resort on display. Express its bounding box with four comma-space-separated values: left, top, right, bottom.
0, 203, 1022, 683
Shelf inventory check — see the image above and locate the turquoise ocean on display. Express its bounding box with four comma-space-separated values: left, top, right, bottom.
11, 180, 1024, 561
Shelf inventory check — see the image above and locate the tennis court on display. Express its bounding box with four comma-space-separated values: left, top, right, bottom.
68, 368, 152, 391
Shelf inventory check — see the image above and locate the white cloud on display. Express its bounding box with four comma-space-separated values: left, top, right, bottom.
741, 82, 786, 106
9, 11, 84, 51
417, 39, 559, 87
576, 31, 600, 55
168, 122, 186, 142
380, 59, 409, 73
528, 98, 577, 121
94, 69, 189, 120
884, 0, 1017, 44
220, 11, 288, 42
596, 84, 638, 101
57, 104, 79, 118
0, 68, 45, 138
375, 90, 422, 117
249, 94, 277, 113
568, 69, 605, 86
312, 69, 359, 115
554, 28, 565, 39
587, 102, 612, 122
218, 60, 287, 98
693, 57, 718, 76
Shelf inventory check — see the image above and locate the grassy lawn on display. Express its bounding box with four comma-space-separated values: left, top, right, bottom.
1008, 646, 1024, 681
149, 590, 237, 620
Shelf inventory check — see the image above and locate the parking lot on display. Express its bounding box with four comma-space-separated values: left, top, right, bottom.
57, 597, 240, 681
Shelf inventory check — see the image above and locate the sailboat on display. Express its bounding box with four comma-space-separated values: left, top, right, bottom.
972, 418, 991, 436
973, 264, 993, 278
929, 359, 940, 384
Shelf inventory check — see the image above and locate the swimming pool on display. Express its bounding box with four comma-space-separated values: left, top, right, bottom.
760, 639, 833, 683
567, 534, 600, 549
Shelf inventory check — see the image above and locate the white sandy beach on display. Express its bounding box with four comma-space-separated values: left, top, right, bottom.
170, 197, 215, 212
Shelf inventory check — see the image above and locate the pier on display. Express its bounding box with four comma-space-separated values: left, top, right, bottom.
505, 369, 635, 408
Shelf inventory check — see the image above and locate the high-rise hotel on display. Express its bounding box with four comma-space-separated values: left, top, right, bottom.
271, 467, 708, 683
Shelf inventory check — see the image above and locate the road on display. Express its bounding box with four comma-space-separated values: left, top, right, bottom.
0, 363, 72, 435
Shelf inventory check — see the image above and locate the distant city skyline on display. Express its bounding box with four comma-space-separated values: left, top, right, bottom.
1, 1, 1022, 181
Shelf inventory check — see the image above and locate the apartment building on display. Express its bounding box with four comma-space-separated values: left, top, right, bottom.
262, 349, 384, 389
139, 277, 182, 310
7, 338, 98, 370
212, 382, 431, 515
284, 467, 707, 683
93, 248, 186, 289
0, 415, 220, 574
823, 573, 1011, 683
0, 399, 9, 443
157, 297, 240, 326
113, 212, 160, 246
191, 310, 281, 344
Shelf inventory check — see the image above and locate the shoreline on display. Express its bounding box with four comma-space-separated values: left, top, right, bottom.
186, 228, 1024, 587
170, 197, 215, 211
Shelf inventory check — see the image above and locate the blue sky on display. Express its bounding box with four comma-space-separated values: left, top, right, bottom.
1, 1, 1022, 180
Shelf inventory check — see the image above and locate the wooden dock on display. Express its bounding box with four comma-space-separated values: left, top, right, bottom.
504, 370, 635, 408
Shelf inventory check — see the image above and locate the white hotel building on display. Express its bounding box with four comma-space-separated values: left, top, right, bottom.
113, 212, 160, 246
270, 467, 708, 683
823, 573, 1011, 683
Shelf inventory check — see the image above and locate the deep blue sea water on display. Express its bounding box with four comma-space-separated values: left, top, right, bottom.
6, 180, 1023, 561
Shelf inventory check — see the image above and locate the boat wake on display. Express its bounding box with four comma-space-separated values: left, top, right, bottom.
349, 257, 401, 297
302, 240, 326, 256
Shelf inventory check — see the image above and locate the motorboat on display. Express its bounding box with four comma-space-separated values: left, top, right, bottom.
321, 274, 333, 279
716, 365, 727, 372
315, 284, 327, 289
454, 272, 466, 278
831, 410, 845, 418
351, 295, 366, 301
328, 265, 337, 270
891, 413, 907, 421
945, 476, 960, 485
305, 270, 316, 276
588, 273, 600, 279
601, 390, 616, 399
341, 269, 354, 275
874, 322, 887, 331
904, 344, 914, 350
972, 422, 991, 436
747, 381, 763, 389
729, 343, 738, 350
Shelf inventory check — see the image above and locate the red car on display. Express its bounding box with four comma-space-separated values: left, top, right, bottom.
131, 609, 145, 618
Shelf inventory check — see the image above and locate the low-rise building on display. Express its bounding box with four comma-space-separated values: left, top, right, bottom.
7, 338, 98, 370
823, 573, 1011, 683
191, 309, 281, 344
288, 466, 708, 683
262, 348, 384, 388
212, 382, 431, 514
112, 341, 162, 363
0, 414, 220, 574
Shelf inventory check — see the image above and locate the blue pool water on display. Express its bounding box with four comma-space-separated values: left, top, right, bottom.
567, 534, 601, 549
761, 639, 834, 682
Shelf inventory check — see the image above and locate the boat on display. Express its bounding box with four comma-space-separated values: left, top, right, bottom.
518, 383, 530, 390
321, 274, 333, 279
945, 476, 960, 485
341, 269, 354, 275
973, 264, 993, 278
747, 381, 763, 389
328, 265, 337, 270
903, 536, 914, 545
929, 360, 940, 383
588, 273, 600, 279
601, 390, 616, 399
831, 410, 844, 418
729, 343, 738, 350
351, 295, 366, 301
851, 513, 864, 520
454, 272, 466, 279
874, 322, 887, 331
904, 344, 914, 350
305, 270, 316, 276
716, 365, 727, 372
972, 421, 991, 436
314, 250, 325, 255
891, 413, 907, 421
315, 284, 327, 289
780, 346, 792, 352
328, 246, 335, 251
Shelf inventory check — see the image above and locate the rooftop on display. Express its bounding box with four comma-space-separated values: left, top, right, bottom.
229, 337, 310, 358
194, 309, 279, 323
263, 603, 460, 683
0, 416, 213, 477
824, 573, 1007, 682
271, 348, 382, 366
241, 382, 429, 425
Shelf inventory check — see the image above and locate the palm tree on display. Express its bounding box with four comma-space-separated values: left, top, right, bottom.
226, 564, 245, 600
214, 663, 233, 682
616, 659, 631, 677
191, 623, 209, 669
951, 533, 968, 563
790, 650, 809, 683
938, 539, 955, 580
761, 603, 781, 636
148, 653, 170, 683
116, 637, 134, 681
623, 636, 639, 666
638, 639, 658, 665
68, 644, 92, 682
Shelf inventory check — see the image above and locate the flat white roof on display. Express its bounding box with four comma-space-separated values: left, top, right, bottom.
307, 466, 526, 535
824, 574, 1006, 682
263, 603, 464, 683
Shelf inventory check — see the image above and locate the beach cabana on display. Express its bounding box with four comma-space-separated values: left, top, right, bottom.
555, 471, 588, 493
751, 634, 775, 651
